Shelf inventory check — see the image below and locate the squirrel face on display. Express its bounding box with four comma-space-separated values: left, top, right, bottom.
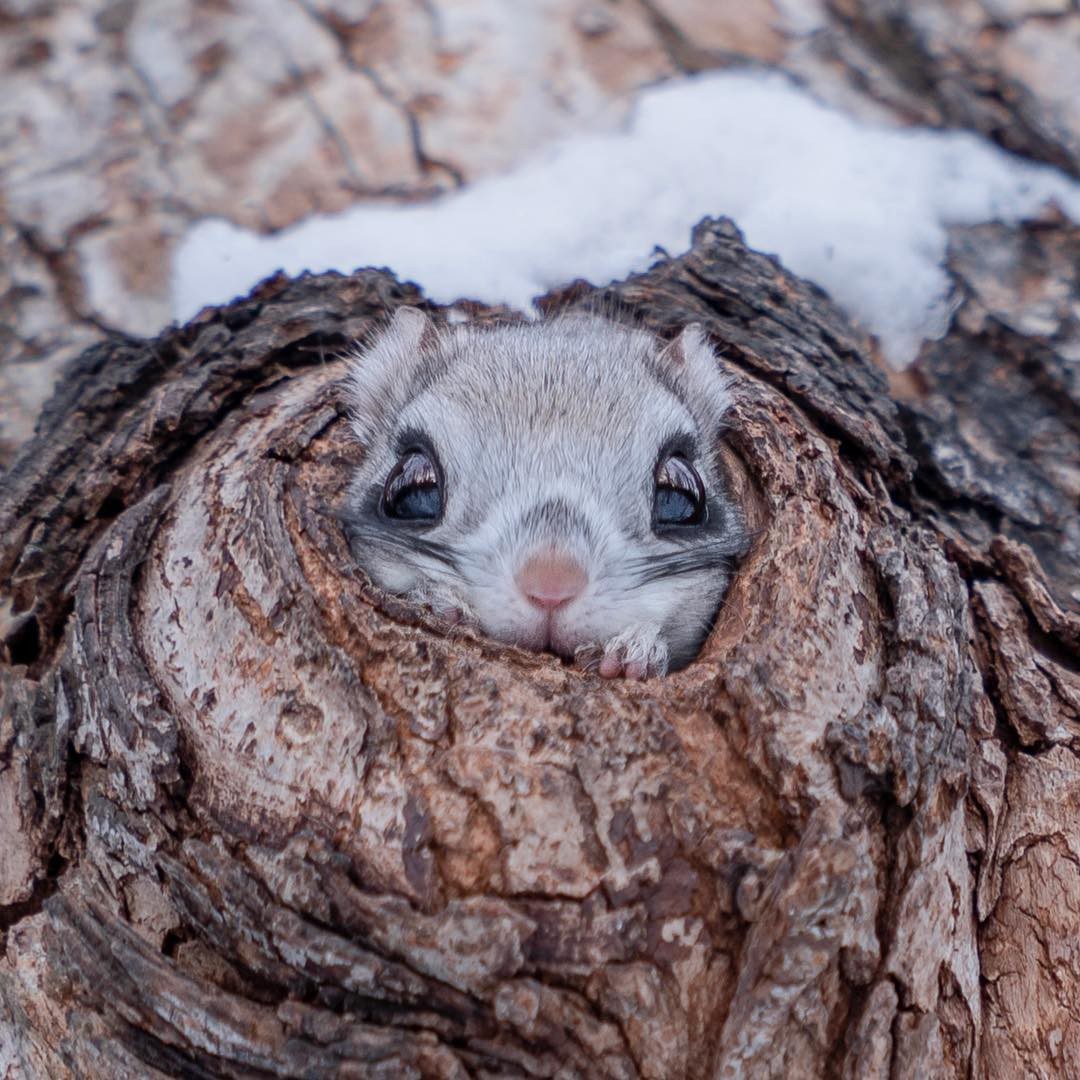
342, 308, 747, 677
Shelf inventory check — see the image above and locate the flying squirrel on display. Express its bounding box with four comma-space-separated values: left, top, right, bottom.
341, 306, 747, 678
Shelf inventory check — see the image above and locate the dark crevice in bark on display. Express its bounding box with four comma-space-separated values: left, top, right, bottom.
291, 0, 466, 190
13, 223, 119, 339
0, 876, 55, 960
0, 739, 78, 958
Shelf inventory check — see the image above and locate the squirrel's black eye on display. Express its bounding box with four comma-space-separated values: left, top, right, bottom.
653, 454, 706, 528
383, 449, 442, 522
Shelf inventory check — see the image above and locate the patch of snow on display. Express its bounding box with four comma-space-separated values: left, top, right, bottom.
172, 71, 1080, 367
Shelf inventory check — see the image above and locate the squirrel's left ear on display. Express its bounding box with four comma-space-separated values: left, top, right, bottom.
344, 306, 439, 439
654, 324, 734, 421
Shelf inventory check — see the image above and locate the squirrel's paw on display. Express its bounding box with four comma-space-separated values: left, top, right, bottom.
576, 627, 669, 680
408, 586, 474, 630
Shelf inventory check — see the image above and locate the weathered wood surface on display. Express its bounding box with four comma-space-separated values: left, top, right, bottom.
5, 0, 1079, 467
1, 216, 1078, 1077
825, 0, 1080, 178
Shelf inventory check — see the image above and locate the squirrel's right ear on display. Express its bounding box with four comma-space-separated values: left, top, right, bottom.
344, 306, 437, 438
653, 324, 734, 422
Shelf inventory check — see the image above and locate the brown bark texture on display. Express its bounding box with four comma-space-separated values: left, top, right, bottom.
1, 214, 1078, 1078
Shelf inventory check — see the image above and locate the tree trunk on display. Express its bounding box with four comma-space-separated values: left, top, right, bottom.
1, 216, 1077, 1078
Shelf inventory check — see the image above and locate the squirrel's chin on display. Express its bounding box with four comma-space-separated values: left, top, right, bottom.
484, 613, 589, 662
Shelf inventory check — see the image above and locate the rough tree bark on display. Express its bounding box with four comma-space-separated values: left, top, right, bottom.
1, 215, 1078, 1078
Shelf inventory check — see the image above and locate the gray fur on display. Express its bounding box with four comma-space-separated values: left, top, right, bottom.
342, 308, 747, 674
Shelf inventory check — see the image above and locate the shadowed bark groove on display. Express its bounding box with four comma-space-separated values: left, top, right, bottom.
1, 217, 1078, 1077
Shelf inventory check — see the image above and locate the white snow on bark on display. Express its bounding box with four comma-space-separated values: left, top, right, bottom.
172, 71, 1080, 366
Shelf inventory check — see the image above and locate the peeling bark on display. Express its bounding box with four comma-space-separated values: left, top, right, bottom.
1, 217, 1078, 1077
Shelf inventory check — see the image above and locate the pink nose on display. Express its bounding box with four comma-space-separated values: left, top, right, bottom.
515, 551, 587, 611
